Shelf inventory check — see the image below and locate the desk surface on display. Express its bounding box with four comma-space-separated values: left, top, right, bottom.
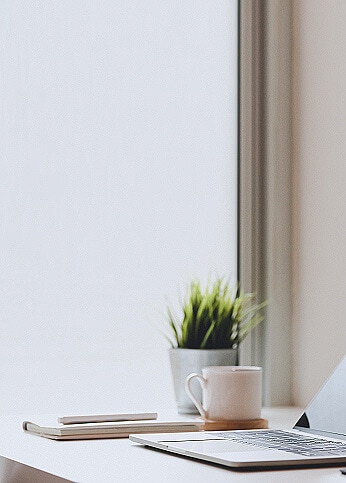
0, 407, 344, 482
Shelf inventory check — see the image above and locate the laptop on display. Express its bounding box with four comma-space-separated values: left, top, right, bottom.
130, 355, 346, 469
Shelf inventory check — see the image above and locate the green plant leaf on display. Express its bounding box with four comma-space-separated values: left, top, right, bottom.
164, 277, 267, 350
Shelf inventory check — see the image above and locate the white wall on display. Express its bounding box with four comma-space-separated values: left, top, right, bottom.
0, 1, 238, 413
292, 0, 346, 405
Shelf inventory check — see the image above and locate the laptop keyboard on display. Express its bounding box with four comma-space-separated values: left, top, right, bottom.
217, 430, 346, 457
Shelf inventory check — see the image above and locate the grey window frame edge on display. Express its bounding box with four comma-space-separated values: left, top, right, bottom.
238, 0, 293, 405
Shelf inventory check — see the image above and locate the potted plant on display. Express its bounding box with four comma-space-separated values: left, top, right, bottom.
165, 277, 266, 414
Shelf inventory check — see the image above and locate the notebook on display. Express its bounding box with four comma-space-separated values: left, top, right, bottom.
23, 420, 202, 440
130, 355, 346, 469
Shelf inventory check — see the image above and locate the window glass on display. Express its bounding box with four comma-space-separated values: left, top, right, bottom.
0, 0, 238, 413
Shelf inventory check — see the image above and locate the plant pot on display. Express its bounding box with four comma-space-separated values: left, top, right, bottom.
169, 347, 238, 414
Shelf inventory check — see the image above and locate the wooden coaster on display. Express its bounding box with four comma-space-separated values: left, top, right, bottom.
200, 418, 268, 431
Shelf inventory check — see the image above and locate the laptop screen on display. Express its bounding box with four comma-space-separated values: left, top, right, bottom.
294, 355, 346, 437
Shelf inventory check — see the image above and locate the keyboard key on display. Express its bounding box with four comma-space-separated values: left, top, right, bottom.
217, 430, 346, 457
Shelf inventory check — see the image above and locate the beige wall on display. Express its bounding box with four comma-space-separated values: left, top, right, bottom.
292, 0, 346, 405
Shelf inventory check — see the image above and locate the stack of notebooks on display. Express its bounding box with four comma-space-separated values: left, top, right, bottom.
22, 412, 203, 441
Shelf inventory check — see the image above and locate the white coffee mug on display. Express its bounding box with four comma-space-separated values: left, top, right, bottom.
185, 366, 262, 421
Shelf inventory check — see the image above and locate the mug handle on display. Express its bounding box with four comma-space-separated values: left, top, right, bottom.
184, 373, 207, 418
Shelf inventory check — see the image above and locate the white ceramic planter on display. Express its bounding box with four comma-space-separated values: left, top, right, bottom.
169, 347, 238, 414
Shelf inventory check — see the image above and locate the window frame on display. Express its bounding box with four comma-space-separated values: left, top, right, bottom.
238, 0, 293, 405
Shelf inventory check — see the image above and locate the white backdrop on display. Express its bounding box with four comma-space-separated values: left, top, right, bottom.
0, 0, 238, 414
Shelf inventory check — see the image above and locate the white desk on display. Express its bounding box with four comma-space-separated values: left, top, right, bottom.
0, 408, 344, 482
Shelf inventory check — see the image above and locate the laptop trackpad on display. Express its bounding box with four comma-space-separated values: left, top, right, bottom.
166, 440, 259, 454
